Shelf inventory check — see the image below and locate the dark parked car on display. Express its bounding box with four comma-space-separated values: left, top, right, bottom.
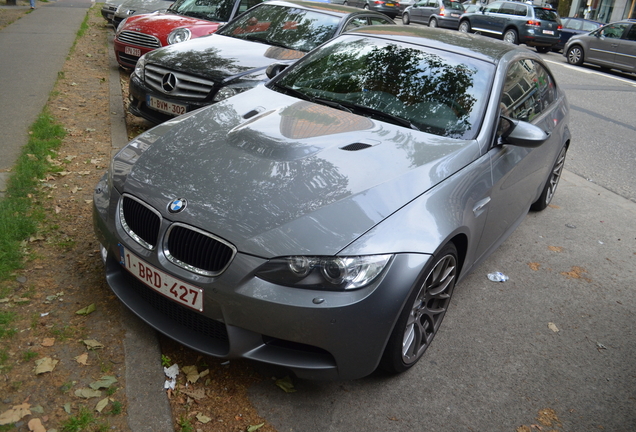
402, 0, 464, 29
458, 0, 562, 53
128, 0, 395, 124
553, 17, 602, 52
564, 20, 636, 73
341, 0, 400, 18
94, 25, 571, 380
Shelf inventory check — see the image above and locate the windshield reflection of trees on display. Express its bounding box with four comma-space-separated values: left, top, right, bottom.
219, 6, 339, 52
280, 39, 482, 138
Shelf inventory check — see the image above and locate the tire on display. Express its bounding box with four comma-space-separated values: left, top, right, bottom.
458, 20, 471, 33
566, 45, 584, 66
503, 28, 518, 44
429, 17, 437, 28
536, 46, 551, 53
402, 12, 410, 25
530, 145, 567, 211
380, 243, 458, 374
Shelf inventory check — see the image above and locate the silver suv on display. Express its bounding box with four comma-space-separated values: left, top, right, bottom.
458, 1, 561, 53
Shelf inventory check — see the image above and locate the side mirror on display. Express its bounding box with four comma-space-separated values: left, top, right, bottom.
266, 62, 290, 79
498, 116, 550, 148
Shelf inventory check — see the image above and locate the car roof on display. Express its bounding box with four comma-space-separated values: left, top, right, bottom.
258, 0, 394, 17
346, 25, 526, 64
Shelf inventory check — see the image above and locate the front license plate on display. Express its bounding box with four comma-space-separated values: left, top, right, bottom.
107, 13, 114, 19
543, 30, 554, 35
124, 46, 141, 57
119, 245, 204, 311
147, 95, 187, 116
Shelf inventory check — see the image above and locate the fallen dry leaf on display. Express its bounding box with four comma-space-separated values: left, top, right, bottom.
41, 338, 55, 347
196, 413, 211, 423
27, 418, 46, 432
182, 388, 206, 400
75, 352, 89, 365
82, 339, 104, 350
548, 322, 559, 333
528, 262, 541, 271
95, 397, 109, 413
548, 246, 563, 252
0, 403, 32, 425
560, 266, 591, 281
74, 388, 102, 399
34, 357, 59, 375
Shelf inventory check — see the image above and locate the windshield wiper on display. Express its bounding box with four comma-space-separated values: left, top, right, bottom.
272, 85, 353, 113
338, 101, 420, 131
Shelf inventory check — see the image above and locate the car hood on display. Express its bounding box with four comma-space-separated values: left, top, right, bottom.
123, 13, 221, 38
144, 34, 305, 83
118, 86, 479, 257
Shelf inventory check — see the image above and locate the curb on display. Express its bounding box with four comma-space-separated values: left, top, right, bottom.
107, 31, 175, 432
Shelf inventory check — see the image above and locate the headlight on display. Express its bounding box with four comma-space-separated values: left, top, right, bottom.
116, 17, 128, 34
256, 255, 393, 291
213, 82, 260, 102
134, 54, 147, 81
167, 27, 192, 45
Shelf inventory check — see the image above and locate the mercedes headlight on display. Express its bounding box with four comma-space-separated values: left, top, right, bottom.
167, 27, 192, 45
256, 255, 393, 291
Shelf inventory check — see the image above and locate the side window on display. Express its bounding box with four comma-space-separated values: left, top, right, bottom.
343, 17, 368, 32
238, 0, 262, 13
500, 3, 516, 15
427, 0, 437, 8
515, 4, 528, 16
500, 59, 556, 123
600, 23, 627, 39
581, 21, 600, 31
369, 16, 391, 25
625, 25, 636, 41
484, 2, 501, 13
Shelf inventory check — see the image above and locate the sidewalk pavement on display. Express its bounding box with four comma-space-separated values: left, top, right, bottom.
0, 2, 174, 430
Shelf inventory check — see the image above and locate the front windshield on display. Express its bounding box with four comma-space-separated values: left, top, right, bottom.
217, 5, 341, 52
272, 35, 494, 139
168, 0, 239, 22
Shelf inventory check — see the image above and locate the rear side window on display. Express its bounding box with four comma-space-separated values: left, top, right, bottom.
624, 25, 636, 41
484, 3, 501, 13
500, 3, 516, 15
514, 4, 527, 16
533, 7, 558, 21
581, 21, 600, 31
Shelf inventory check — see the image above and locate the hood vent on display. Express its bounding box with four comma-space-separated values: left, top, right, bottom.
340, 143, 373, 152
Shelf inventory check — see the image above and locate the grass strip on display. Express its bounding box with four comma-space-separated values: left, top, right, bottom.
0, 111, 66, 281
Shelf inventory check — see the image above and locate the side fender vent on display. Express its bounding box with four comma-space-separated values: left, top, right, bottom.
340, 143, 373, 151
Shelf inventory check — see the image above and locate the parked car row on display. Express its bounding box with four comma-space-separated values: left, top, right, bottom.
94, 4, 572, 378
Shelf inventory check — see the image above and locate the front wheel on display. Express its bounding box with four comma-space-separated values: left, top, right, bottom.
380, 243, 458, 374
503, 28, 518, 44
458, 20, 471, 33
402, 12, 410, 25
566, 45, 584, 66
429, 17, 437, 28
531, 145, 567, 211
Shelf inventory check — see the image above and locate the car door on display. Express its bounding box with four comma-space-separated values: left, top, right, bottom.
612, 24, 636, 72
586, 23, 629, 66
471, 1, 502, 34
409, 0, 428, 24
474, 58, 562, 261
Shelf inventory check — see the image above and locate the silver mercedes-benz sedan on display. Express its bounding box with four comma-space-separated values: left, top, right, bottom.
93, 26, 571, 380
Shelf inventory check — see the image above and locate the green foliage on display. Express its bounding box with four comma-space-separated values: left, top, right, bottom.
0, 111, 65, 281
22, 350, 38, 362
0, 311, 16, 338
61, 407, 94, 432
110, 400, 123, 416
161, 354, 172, 367
178, 416, 194, 432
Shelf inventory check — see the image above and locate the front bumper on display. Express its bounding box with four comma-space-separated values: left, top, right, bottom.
114, 39, 158, 69
128, 73, 212, 124
93, 178, 431, 380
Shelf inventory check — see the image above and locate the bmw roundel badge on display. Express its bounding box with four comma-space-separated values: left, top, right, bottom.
168, 198, 187, 213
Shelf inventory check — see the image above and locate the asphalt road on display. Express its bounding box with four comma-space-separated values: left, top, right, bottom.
539, 52, 636, 203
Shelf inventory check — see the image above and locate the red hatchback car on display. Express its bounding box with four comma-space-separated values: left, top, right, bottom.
114, 0, 263, 68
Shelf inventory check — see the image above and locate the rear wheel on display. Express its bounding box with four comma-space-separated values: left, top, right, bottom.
531, 145, 567, 211
503, 28, 518, 44
380, 243, 458, 374
566, 45, 584, 66
458, 20, 471, 33
402, 12, 410, 25
429, 17, 438, 28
